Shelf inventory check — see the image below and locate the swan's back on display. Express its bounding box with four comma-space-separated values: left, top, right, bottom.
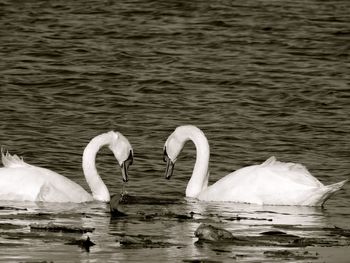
198, 156, 345, 206
0, 153, 93, 203
259, 156, 323, 187
0, 166, 92, 202
0, 166, 45, 201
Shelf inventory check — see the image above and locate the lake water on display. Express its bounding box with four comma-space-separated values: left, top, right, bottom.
0, 0, 349, 262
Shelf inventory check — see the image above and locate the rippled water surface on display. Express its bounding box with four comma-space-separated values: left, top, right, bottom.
0, 0, 350, 262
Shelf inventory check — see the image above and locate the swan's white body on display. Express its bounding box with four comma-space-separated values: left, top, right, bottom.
0, 131, 133, 203
164, 125, 348, 206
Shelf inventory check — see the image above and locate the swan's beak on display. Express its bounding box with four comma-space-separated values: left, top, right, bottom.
164, 148, 175, 179
121, 150, 133, 183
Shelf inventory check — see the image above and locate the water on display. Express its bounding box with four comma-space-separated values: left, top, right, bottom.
0, 0, 350, 261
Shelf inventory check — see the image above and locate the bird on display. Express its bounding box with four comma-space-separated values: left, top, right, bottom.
163, 125, 347, 206
0, 131, 133, 203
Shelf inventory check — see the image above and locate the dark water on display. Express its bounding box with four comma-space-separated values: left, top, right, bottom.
0, 0, 350, 262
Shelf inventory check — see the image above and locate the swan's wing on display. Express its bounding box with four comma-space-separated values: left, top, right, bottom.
261, 156, 311, 175
0, 167, 45, 201
1, 150, 31, 168
261, 156, 323, 187
0, 166, 93, 202
200, 164, 322, 204
36, 182, 80, 202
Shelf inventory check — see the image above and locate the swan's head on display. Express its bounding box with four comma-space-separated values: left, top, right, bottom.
108, 131, 134, 183
163, 127, 188, 179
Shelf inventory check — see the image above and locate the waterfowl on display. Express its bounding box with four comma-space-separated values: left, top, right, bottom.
163, 125, 347, 206
0, 131, 133, 203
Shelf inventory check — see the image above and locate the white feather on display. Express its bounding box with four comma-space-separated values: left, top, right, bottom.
164, 125, 348, 206
0, 131, 133, 203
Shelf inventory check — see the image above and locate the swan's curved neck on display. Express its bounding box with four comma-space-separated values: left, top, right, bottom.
82, 133, 111, 202
183, 127, 210, 198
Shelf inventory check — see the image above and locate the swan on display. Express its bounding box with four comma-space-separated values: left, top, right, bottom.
163, 125, 348, 206
0, 131, 133, 203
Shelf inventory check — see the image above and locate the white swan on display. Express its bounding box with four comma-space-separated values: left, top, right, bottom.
0, 131, 133, 203
163, 125, 348, 206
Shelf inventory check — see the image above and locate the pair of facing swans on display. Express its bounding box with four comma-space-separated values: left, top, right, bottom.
0, 126, 347, 206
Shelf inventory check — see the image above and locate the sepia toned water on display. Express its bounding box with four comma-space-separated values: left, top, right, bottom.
0, 0, 350, 262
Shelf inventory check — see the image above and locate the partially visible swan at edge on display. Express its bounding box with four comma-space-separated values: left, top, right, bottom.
163, 125, 348, 206
0, 131, 133, 203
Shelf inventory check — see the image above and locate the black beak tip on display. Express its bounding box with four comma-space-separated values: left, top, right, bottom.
128, 150, 134, 166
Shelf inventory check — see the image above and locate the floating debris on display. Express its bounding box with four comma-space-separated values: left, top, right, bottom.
263, 249, 319, 260
118, 235, 181, 249
30, 222, 94, 233
115, 193, 179, 205
260, 230, 299, 238
226, 215, 272, 222
195, 224, 236, 242
174, 211, 195, 221
134, 211, 197, 222
66, 236, 95, 252
0, 206, 27, 211
194, 224, 350, 248
183, 259, 223, 263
